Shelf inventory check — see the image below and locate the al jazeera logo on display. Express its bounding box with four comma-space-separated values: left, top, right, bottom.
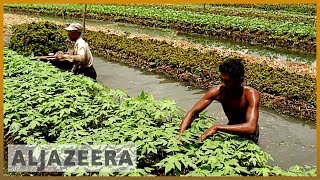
8, 144, 137, 172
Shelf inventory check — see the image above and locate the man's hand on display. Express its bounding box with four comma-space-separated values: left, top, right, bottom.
55, 51, 64, 55
54, 51, 65, 61
197, 125, 218, 142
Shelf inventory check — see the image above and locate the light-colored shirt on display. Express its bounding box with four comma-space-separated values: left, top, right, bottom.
64, 37, 93, 70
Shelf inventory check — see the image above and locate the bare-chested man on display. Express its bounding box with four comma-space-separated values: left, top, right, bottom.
179, 58, 260, 144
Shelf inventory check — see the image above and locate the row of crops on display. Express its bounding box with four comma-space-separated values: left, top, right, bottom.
3, 48, 316, 176
86, 30, 316, 121
213, 4, 316, 15
120, 4, 316, 24
4, 4, 316, 53
8, 21, 316, 121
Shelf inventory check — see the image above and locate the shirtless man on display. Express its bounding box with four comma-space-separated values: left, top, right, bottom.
179, 57, 260, 144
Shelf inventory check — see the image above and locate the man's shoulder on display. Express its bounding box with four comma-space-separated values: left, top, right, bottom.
244, 86, 259, 93
76, 38, 87, 46
209, 84, 222, 92
206, 85, 223, 98
244, 86, 260, 100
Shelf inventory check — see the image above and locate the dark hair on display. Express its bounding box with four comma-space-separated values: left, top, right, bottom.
219, 57, 245, 79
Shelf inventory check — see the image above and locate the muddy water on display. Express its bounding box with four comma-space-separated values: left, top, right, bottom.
6, 11, 316, 65
93, 56, 316, 170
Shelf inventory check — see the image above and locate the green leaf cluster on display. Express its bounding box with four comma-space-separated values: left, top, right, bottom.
83, 29, 316, 120
4, 4, 316, 53
215, 4, 316, 15
8, 21, 69, 57
118, 4, 316, 24
4, 48, 316, 176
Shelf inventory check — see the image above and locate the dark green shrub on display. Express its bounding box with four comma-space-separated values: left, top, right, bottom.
8, 21, 69, 57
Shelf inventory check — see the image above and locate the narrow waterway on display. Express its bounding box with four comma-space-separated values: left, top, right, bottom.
93, 56, 316, 170
5, 11, 316, 66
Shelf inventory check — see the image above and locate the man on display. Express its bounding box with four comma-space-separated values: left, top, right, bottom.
55, 22, 97, 80
179, 57, 260, 144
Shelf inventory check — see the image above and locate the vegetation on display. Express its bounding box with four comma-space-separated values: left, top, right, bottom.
3, 3, 317, 176
8, 21, 316, 121
3, 48, 316, 176
84, 30, 316, 121
8, 21, 69, 57
214, 4, 316, 15
121, 4, 315, 24
4, 4, 316, 53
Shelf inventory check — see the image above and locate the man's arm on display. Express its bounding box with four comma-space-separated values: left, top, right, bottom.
179, 86, 219, 135
198, 88, 260, 141
55, 47, 86, 65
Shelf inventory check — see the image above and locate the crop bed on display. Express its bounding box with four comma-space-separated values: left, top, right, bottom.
7, 21, 316, 121
213, 4, 316, 15
3, 49, 316, 176
3, 13, 315, 76
120, 4, 315, 24
86, 31, 316, 121
4, 4, 316, 54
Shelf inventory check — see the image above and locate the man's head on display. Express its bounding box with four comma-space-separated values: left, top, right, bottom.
65, 23, 82, 41
218, 57, 245, 89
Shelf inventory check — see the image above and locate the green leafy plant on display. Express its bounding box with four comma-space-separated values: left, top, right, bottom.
8, 21, 69, 57
4, 4, 316, 53
83, 29, 316, 121
3, 48, 316, 176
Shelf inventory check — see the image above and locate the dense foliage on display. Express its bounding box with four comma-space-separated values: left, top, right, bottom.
8, 21, 69, 57
7, 21, 316, 121
5, 4, 316, 53
120, 4, 315, 24
84, 30, 316, 121
215, 4, 316, 15
3, 49, 316, 176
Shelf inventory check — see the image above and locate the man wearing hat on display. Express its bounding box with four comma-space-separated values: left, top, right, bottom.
55, 22, 97, 80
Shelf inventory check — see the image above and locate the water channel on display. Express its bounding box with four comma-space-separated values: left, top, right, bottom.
4, 12, 317, 170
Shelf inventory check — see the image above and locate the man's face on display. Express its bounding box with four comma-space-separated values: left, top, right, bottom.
68, 31, 80, 41
220, 73, 242, 89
